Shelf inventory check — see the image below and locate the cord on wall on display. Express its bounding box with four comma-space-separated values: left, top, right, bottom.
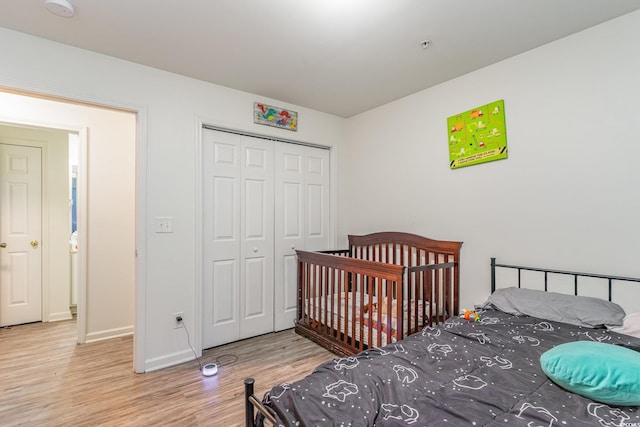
178, 318, 202, 371
177, 317, 238, 376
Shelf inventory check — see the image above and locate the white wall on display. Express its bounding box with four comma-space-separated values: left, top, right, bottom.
0, 93, 136, 340
343, 11, 640, 314
0, 27, 345, 371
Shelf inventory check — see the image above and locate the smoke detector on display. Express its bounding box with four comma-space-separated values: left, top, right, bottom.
45, 0, 75, 17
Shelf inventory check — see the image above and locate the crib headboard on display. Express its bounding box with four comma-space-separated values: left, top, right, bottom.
348, 232, 463, 320
348, 232, 462, 267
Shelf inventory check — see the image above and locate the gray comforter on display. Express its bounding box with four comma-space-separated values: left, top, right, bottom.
259, 310, 640, 426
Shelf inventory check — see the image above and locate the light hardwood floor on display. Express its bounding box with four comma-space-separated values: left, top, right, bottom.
0, 319, 335, 426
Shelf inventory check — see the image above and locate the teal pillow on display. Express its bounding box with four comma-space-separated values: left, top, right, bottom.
540, 341, 640, 406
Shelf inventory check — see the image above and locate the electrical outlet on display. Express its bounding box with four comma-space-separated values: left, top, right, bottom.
173, 312, 184, 329
155, 217, 173, 233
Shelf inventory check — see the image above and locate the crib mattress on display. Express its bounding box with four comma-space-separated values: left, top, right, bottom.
304, 292, 438, 348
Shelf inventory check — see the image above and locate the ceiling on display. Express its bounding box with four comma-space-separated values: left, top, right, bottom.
2, 1, 640, 118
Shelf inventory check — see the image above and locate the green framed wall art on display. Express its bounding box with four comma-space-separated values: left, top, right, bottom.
447, 99, 507, 169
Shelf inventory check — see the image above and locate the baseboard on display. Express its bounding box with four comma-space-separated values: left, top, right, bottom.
144, 349, 195, 372
48, 310, 73, 322
85, 325, 134, 343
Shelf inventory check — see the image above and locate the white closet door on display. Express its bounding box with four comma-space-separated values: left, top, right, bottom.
274, 144, 304, 331
274, 144, 330, 331
202, 130, 274, 348
239, 135, 274, 340
304, 147, 330, 251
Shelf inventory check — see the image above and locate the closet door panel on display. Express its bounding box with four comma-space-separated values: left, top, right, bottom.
239, 136, 274, 339
283, 182, 301, 237
211, 260, 236, 324
305, 147, 330, 251
203, 131, 241, 348
274, 144, 304, 331
282, 253, 298, 318
243, 257, 266, 318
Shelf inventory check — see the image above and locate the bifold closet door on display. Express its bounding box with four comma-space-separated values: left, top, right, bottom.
274, 144, 330, 331
202, 130, 274, 349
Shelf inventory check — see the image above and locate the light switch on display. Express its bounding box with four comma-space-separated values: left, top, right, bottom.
155, 217, 173, 233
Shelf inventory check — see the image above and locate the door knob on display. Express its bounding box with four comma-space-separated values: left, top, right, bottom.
290, 245, 295, 250
31, 240, 39, 248
252, 247, 258, 253
0, 242, 6, 248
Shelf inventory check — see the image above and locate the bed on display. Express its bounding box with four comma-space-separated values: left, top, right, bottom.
295, 232, 463, 356
245, 257, 640, 427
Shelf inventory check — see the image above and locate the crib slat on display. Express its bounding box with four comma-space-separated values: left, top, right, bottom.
329, 267, 334, 338
396, 279, 401, 344
351, 274, 357, 349
335, 269, 348, 340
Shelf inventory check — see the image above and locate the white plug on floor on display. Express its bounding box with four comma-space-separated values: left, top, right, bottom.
202, 363, 218, 377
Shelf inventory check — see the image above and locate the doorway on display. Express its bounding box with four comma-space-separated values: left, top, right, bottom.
0, 125, 70, 326
0, 91, 137, 365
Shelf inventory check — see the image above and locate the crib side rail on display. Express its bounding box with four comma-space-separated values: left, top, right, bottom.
296, 250, 405, 355
407, 261, 459, 328
296, 250, 406, 278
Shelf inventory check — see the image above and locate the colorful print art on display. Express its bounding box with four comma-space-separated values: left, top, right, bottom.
254, 102, 298, 131
448, 99, 507, 169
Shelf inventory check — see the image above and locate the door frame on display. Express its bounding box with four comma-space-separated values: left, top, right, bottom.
0, 86, 147, 373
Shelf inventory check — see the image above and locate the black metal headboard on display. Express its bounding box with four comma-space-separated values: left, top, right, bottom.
490, 257, 640, 301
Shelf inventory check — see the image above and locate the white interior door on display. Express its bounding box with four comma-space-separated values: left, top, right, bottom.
274, 144, 330, 331
202, 130, 274, 348
0, 144, 42, 327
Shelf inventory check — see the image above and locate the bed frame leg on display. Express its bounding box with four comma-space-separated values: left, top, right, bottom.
491, 257, 496, 293
245, 378, 255, 427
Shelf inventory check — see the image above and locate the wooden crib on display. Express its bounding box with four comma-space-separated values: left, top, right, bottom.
295, 232, 462, 356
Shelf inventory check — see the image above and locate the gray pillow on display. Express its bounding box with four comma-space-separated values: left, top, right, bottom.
479, 287, 625, 328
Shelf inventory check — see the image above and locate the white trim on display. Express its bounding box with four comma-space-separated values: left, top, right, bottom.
48, 310, 73, 322
202, 124, 330, 150
76, 127, 88, 344
85, 325, 134, 343
40, 143, 50, 322
192, 117, 204, 357
143, 349, 195, 373
134, 107, 148, 373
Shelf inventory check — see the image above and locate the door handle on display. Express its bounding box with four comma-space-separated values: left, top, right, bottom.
0, 242, 6, 248
31, 240, 39, 248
